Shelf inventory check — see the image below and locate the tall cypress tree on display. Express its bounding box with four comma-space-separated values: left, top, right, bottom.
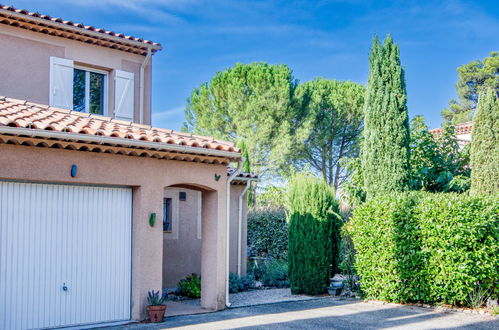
470, 88, 499, 195
361, 35, 410, 197
237, 140, 254, 205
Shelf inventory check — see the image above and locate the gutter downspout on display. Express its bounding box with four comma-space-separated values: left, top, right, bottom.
139, 46, 153, 124
237, 180, 252, 276
226, 161, 241, 308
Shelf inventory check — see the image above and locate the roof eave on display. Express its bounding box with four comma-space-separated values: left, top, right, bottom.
0, 7, 162, 53
0, 126, 240, 160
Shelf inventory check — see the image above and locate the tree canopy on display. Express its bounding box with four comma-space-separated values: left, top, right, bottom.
285, 78, 365, 190
183, 62, 297, 179
442, 52, 499, 125
361, 35, 410, 197
470, 88, 499, 195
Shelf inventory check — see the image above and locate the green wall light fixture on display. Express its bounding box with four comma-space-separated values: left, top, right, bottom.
149, 213, 156, 227
214, 173, 221, 181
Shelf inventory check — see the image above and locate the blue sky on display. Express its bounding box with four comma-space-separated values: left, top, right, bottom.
7, 0, 499, 130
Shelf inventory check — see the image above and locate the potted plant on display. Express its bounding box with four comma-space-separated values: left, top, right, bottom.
146, 290, 167, 323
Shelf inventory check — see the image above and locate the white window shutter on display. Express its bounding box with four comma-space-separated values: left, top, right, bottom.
49, 57, 74, 109
114, 70, 135, 121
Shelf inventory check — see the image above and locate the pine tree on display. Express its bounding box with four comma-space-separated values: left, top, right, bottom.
286, 174, 341, 295
361, 35, 410, 197
470, 88, 499, 195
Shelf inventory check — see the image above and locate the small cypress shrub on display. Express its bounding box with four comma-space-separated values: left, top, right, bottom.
470, 88, 499, 195
286, 174, 341, 295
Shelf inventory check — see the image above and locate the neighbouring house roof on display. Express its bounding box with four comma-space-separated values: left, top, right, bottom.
429, 121, 473, 147
0, 4, 161, 55
0, 97, 240, 164
429, 121, 473, 136
227, 167, 259, 184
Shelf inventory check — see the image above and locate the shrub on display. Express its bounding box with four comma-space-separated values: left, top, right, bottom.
348, 192, 498, 306
248, 259, 289, 288
229, 273, 255, 293
248, 208, 288, 259
261, 259, 289, 288
287, 174, 342, 295
177, 273, 201, 298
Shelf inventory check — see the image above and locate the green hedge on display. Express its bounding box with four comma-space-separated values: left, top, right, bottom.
348, 192, 498, 306
247, 208, 288, 259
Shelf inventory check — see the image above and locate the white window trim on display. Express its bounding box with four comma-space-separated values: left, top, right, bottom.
74, 65, 109, 116
163, 189, 180, 240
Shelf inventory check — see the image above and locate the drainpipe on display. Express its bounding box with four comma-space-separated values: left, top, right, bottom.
226, 161, 241, 308
237, 180, 252, 276
139, 46, 152, 124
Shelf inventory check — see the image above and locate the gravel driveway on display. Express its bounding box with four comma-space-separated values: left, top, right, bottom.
105, 297, 498, 330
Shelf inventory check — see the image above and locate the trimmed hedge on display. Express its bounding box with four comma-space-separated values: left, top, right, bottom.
348, 192, 498, 306
247, 208, 288, 259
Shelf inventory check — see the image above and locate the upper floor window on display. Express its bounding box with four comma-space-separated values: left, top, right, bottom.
73, 67, 107, 115
49, 56, 135, 121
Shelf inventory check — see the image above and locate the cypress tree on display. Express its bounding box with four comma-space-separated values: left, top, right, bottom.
237, 140, 253, 205
361, 35, 410, 197
470, 88, 499, 195
286, 174, 341, 295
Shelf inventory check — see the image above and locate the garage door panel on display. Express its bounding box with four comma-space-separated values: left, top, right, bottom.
0, 182, 132, 330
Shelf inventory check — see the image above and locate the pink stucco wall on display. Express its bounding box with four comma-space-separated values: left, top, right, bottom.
0, 25, 152, 124
0, 143, 231, 319
162, 184, 248, 288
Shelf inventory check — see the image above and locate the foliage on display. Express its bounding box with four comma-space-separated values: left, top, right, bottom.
340, 157, 366, 207
177, 274, 201, 298
285, 78, 365, 190
256, 185, 287, 209
249, 259, 289, 288
347, 192, 498, 306
470, 88, 499, 195
339, 229, 359, 291
237, 140, 254, 206
184, 62, 297, 179
147, 290, 166, 306
247, 208, 288, 259
261, 259, 289, 287
467, 285, 492, 310
286, 174, 342, 295
361, 35, 410, 198
409, 116, 470, 192
442, 52, 499, 125
229, 273, 255, 293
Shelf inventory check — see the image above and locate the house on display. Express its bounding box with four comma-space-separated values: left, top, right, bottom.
429, 121, 473, 148
0, 5, 255, 329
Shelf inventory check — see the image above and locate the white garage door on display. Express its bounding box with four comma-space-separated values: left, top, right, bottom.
0, 182, 132, 330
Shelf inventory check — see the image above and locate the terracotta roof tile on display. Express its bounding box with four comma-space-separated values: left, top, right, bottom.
429, 121, 473, 136
0, 96, 238, 155
0, 4, 161, 55
227, 167, 258, 180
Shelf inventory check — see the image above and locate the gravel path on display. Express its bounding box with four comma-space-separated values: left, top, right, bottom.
175, 288, 323, 308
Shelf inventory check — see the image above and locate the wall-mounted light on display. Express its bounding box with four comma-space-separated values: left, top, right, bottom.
179, 191, 187, 201
70, 164, 77, 177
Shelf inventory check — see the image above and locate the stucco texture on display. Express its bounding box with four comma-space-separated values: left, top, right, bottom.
0, 143, 230, 320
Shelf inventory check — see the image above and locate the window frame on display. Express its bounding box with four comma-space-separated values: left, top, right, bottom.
73, 65, 108, 116
163, 197, 173, 233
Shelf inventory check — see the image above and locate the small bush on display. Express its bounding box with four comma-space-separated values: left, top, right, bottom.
177, 273, 201, 298
261, 260, 289, 288
248, 208, 288, 259
248, 259, 289, 288
348, 192, 498, 306
229, 273, 255, 293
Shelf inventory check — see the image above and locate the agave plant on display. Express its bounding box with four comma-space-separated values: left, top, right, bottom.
147, 290, 166, 306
